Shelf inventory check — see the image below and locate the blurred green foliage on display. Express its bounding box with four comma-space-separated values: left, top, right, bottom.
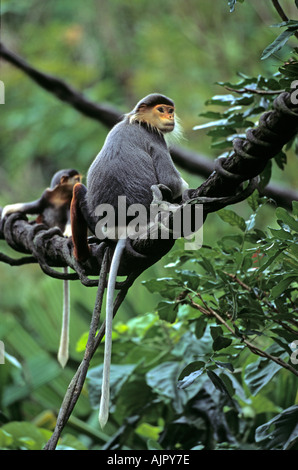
0, 0, 297, 450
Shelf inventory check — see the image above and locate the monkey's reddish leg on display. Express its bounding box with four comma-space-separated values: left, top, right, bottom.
71, 183, 90, 262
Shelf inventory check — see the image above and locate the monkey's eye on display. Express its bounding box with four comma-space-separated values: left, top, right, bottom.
157, 107, 165, 113
168, 108, 174, 114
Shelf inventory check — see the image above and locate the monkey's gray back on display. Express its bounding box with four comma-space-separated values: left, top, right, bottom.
86, 120, 183, 216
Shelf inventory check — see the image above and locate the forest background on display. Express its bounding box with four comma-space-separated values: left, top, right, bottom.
0, 0, 297, 451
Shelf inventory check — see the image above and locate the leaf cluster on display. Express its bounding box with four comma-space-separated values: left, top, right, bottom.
79, 198, 297, 450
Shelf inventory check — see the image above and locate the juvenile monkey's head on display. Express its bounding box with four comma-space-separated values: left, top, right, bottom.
50, 169, 81, 189
128, 93, 176, 134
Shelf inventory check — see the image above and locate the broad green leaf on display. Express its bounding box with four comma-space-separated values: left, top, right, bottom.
58, 434, 88, 450
0, 429, 13, 448
147, 439, 164, 450
136, 423, 161, 441
0, 422, 51, 450
247, 190, 261, 212
156, 301, 177, 323
271, 274, 298, 298
274, 150, 287, 170
146, 362, 188, 413
255, 405, 298, 450
261, 29, 296, 60
254, 248, 283, 274
275, 207, 298, 232
212, 335, 233, 351
244, 356, 283, 395
176, 269, 200, 290
213, 361, 234, 372
210, 325, 223, 340
177, 368, 205, 389
193, 118, 231, 131
142, 278, 179, 300
178, 360, 206, 382
207, 370, 233, 400
87, 363, 136, 408
217, 209, 246, 231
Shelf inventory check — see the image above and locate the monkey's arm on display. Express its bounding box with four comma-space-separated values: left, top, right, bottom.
1, 191, 49, 219
150, 144, 188, 201
70, 183, 91, 262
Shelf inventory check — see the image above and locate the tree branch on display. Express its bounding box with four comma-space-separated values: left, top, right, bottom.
0, 88, 297, 281
189, 295, 298, 377
1, 42, 297, 210
271, 0, 298, 39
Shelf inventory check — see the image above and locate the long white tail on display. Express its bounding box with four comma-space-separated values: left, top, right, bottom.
58, 267, 70, 368
99, 239, 126, 428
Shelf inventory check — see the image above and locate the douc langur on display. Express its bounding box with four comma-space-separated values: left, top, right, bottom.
70, 93, 189, 427
2, 169, 82, 368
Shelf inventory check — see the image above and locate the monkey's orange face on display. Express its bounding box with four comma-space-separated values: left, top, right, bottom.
134, 103, 175, 133
60, 174, 82, 187
151, 104, 175, 133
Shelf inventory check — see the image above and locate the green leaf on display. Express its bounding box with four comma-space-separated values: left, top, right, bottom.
178, 361, 205, 382
87, 363, 136, 408
261, 29, 296, 60
177, 367, 205, 389
247, 190, 261, 212
213, 335, 233, 351
198, 256, 216, 276
228, 0, 237, 13
195, 316, 208, 339
210, 325, 223, 340
217, 209, 246, 231
274, 150, 287, 170
271, 274, 298, 298
147, 439, 164, 450
142, 277, 175, 293
254, 248, 283, 274
177, 269, 200, 290
213, 360, 234, 372
0, 422, 51, 450
142, 278, 179, 300
156, 301, 177, 323
255, 405, 298, 450
0, 429, 13, 448
276, 207, 298, 232
146, 362, 190, 413
244, 356, 283, 395
207, 370, 233, 401
193, 118, 231, 131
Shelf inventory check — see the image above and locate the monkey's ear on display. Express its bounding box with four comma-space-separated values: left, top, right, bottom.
71, 183, 90, 262
60, 176, 69, 184
136, 103, 148, 113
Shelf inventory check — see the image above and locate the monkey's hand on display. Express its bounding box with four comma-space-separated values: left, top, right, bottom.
1, 203, 25, 220
151, 184, 173, 206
